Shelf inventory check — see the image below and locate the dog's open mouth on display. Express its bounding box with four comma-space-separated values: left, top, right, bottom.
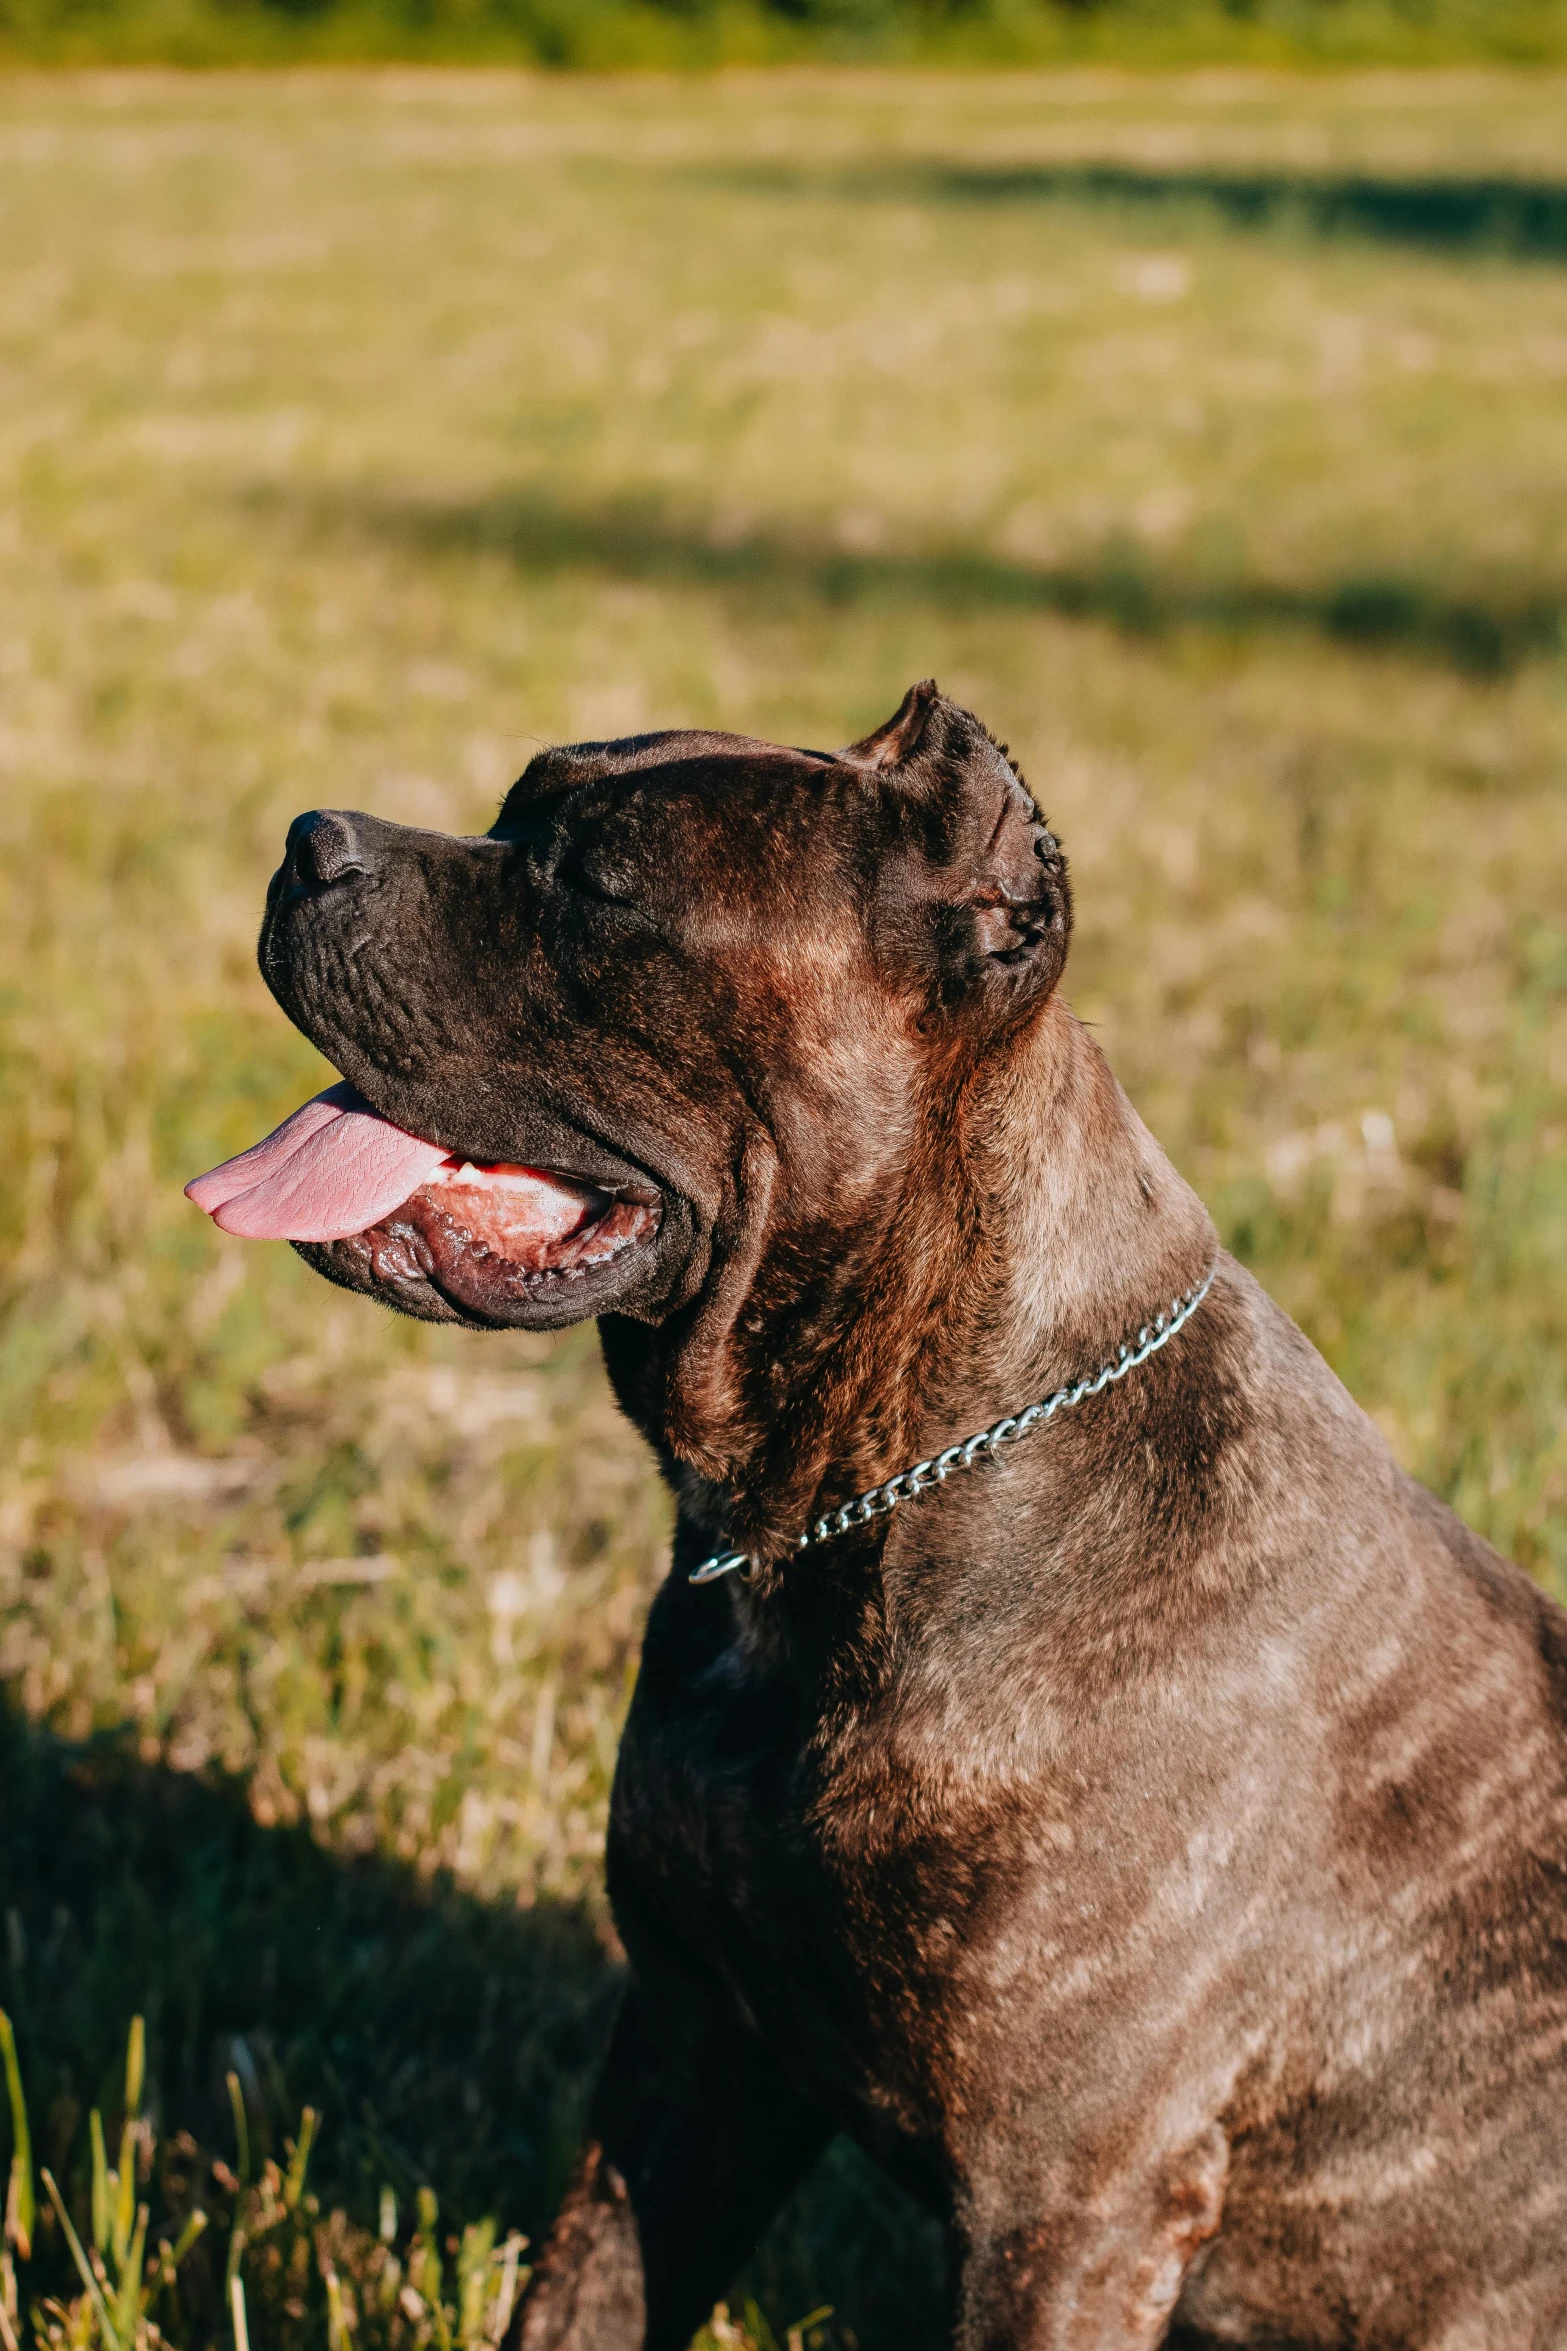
185, 1081, 659, 1322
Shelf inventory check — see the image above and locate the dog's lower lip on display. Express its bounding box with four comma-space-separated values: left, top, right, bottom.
326, 1152, 660, 1283
342, 1172, 663, 1323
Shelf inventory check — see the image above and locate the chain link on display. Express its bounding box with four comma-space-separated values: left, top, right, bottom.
689, 1263, 1218, 1585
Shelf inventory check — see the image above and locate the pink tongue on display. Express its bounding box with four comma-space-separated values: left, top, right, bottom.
185, 1082, 450, 1243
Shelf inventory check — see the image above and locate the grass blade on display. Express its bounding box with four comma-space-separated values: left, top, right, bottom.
166, 2210, 208, 2271
41, 2168, 121, 2351
112, 2016, 145, 2270
320, 2246, 349, 2351
89, 2112, 111, 2259
225, 2072, 250, 2189
0, 2240, 19, 2351
741, 2301, 779, 2351
122, 2021, 144, 2123
414, 2186, 443, 2311
490, 2231, 527, 2346
112, 2122, 136, 2270
115, 2202, 148, 2346
152, 2200, 210, 2313
230, 2271, 250, 2351
150, 2210, 207, 2319
0, 2014, 34, 2262
456, 2216, 495, 2347
283, 2109, 316, 2213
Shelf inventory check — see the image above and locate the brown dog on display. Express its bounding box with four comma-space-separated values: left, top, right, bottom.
190, 684, 1567, 2349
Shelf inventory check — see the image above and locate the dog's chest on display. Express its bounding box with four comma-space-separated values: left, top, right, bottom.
607, 1584, 987, 2147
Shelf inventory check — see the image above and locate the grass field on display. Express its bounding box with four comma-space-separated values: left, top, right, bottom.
3, 61, 1567, 2348
6, 0, 1567, 73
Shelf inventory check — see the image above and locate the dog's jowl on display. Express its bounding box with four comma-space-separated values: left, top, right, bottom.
190, 684, 1567, 2349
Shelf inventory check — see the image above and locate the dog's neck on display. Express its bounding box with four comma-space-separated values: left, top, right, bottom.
974, 993, 1216, 1405
602, 994, 1216, 1580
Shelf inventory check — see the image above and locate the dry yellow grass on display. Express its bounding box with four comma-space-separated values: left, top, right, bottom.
2, 64, 1567, 2339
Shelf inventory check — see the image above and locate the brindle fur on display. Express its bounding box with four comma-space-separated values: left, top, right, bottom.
259, 684, 1567, 2349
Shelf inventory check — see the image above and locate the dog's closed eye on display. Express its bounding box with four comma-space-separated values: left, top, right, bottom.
556, 845, 642, 909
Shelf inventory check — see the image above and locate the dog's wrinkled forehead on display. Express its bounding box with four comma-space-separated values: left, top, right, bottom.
490, 697, 1052, 883
489, 730, 881, 943
478, 687, 1070, 1021
495, 733, 851, 850
497, 726, 839, 812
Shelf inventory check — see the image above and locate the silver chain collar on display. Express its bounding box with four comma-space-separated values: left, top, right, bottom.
689, 1263, 1217, 1585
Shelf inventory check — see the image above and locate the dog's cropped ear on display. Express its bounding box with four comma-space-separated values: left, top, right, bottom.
845, 682, 1072, 1027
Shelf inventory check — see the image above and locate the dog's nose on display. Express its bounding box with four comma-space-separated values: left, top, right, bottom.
284, 810, 368, 891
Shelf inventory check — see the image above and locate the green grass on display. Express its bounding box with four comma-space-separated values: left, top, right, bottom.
5, 0, 1567, 72
3, 2004, 536, 2351
2, 61, 1567, 2348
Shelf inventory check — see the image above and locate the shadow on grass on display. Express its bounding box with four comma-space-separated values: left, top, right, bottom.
695, 160, 1567, 264
336, 482, 1563, 676
0, 1704, 617, 2240
0, 1702, 947, 2349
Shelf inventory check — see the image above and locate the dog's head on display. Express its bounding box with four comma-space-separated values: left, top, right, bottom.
188, 684, 1070, 1426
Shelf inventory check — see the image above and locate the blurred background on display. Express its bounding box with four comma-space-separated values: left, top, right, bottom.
3, 32, 1567, 2351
